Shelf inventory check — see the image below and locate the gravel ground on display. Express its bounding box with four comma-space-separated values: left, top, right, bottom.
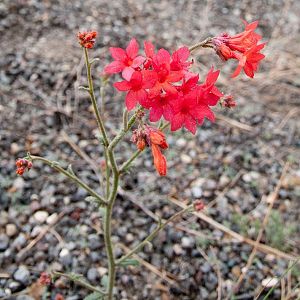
0, 0, 300, 299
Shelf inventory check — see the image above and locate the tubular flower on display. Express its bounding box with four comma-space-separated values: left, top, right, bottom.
16, 158, 33, 176
231, 43, 266, 78
77, 31, 97, 49
212, 20, 265, 78
104, 38, 146, 80
148, 128, 168, 176
131, 126, 168, 176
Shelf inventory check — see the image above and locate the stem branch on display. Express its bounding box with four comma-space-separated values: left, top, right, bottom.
30, 155, 107, 206
117, 204, 193, 264
52, 271, 106, 295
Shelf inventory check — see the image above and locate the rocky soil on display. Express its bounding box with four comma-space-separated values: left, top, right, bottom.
0, 0, 300, 299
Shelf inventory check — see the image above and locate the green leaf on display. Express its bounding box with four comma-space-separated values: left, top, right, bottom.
67, 164, 75, 176
84, 292, 104, 300
101, 274, 108, 288
118, 258, 140, 267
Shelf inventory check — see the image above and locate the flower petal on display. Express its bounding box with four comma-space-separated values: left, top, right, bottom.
122, 67, 135, 81
171, 112, 184, 131
126, 38, 139, 58
114, 80, 131, 91
109, 47, 127, 61
125, 91, 138, 110
104, 61, 125, 74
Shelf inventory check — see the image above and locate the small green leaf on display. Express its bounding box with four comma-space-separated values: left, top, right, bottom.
101, 274, 108, 288
119, 258, 140, 267
67, 164, 75, 176
85, 196, 98, 203
84, 292, 103, 300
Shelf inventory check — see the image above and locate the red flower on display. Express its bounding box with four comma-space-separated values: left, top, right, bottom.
197, 67, 223, 107
104, 38, 146, 80
148, 92, 175, 122
149, 49, 183, 97
151, 144, 167, 176
39, 272, 51, 286
149, 128, 168, 149
212, 20, 265, 78
143, 41, 155, 69
16, 158, 33, 176
231, 43, 266, 78
77, 31, 97, 49
170, 46, 192, 72
149, 128, 168, 176
114, 70, 157, 110
170, 68, 221, 134
131, 126, 168, 176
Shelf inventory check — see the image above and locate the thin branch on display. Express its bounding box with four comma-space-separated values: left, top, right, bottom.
30, 155, 107, 206
169, 197, 297, 261
84, 48, 109, 147
52, 271, 106, 295
188, 37, 213, 52
117, 204, 193, 264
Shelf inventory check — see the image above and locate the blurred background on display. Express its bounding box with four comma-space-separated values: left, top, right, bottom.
0, 0, 299, 299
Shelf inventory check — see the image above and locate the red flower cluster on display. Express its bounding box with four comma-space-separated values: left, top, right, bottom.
131, 126, 168, 176
77, 31, 97, 49
16, 158, 32, 175
212, 20, 265, 78
105, 39, 223, 134
39, 272, 51, 286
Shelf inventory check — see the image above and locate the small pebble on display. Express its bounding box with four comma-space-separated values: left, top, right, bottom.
6, 224, 17, 237
0, 234, 9, 251
261, 277, 279, 288
34, 211, 49, 223
13, 266, 30, 285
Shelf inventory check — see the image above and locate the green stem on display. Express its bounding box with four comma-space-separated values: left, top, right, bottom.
188, 37, 213, 52
108, 113, 137, 151
119, 150, 142, 174
104, 149, 119, 299
117, 204, 193, 264
30, 155, 107, 206
105, 150, 110, 198
52, 271, 106, 295
84, 48, 109, 147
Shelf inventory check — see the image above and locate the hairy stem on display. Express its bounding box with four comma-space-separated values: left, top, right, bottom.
117, 204, 193, 264
84, 48, 109, 147
104, 149, 119, 299
188, 37, 213, 52
108, 112, 137, 151
30, 155, 107, 206
52, 271, 107, 295
119, 149, 143, 174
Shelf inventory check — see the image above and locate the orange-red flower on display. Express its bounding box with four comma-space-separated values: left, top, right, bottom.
131, 126, 168, 176
77, 31, 97, 49
212, 20, 265, 78
149, 128, 168, 176
16, 158, 32, 176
